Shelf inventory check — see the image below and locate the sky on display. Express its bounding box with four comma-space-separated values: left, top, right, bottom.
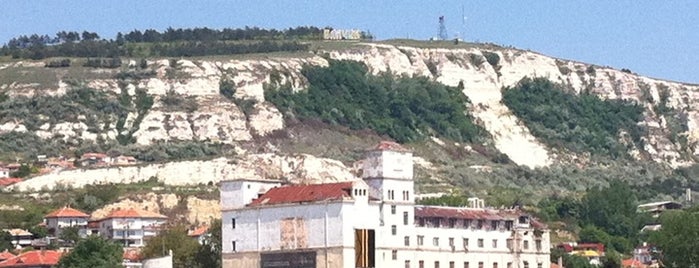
1, 1, 697, 83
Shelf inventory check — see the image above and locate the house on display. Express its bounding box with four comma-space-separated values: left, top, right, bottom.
188, 225, 210, 245
0, 251, 14, 262
221, 141, 551, 268
43, 206, 90, 238
637, 201, 682, 218
95, 208, 167, 247
78, 153, 111, 167
113, 156, 138, 166
5, 164, 20, 174
122, 248, 142, 268
0, 250, 62, 268
557, 243, 605, 266
3, 229, 33, 248
0, 178, 21, 188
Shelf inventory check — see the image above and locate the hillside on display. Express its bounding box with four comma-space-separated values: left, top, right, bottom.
1, 40, 699, 205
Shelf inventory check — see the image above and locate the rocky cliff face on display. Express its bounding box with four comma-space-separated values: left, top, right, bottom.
2, 42, 698, 180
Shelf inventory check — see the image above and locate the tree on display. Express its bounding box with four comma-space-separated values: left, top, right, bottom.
194, 219, 221, 268
58, 226, 81, 245
0, 231, 13, 251
141, 226, 201, 268
650, 211, 699, 267
56, 235, 123, 268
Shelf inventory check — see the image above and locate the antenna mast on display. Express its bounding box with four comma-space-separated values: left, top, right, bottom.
438, 16, 448, 40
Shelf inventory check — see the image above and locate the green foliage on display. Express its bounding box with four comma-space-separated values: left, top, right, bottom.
83, 57, 122, 68
502, 77, 644, 157
194, 219, 221, 268
141, 226, 201, 268
45, 59, 71, 68
58, 226, 81, 245
266, 60, 486, 143
0, 231, 13, 251
650, 210, 699, 267
579, 180, 640, 239
482, 51, 500, 67
160, 91, 199, 113
57, 235, 123, 268
417, 194, 470, 207
219, 78, 236, 99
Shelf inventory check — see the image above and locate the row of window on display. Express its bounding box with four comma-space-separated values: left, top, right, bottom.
386, 190, 411, 201
405, 236, 542, 251
416, 217, 516, 231
402, 259, 544, 268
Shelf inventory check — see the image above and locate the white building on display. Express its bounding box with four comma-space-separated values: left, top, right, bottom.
43, 206, 90, 238
2, 229, 33, 248
95, 208, 167, 247
221, 141, 551, 268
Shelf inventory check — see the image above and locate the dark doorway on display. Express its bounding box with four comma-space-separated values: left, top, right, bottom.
354, 229, 375, 268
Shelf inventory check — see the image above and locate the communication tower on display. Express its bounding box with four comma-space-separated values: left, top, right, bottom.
438, 16, 448, 40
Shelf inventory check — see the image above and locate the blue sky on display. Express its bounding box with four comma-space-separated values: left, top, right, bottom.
1, 1, 697, 83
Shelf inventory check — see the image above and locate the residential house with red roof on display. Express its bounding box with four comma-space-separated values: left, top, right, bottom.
43, 206, 90, 239
221, 141, 551, 268
0, 250, 62, 268
95, 208, 167, 247
188, 225, 210, 245
0, 178, 22, 188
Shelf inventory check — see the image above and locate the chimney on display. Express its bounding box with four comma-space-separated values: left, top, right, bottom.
558, 256, 563, 268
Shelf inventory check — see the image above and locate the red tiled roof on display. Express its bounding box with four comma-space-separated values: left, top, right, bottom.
0, 251, 14, 261
0, 250, 62, 267
249, 181, 355, 206
415, 206, 519, 221
122, 248, 141, 262
102, 208, 167, 220
0, 178, 22, 187
45, 206, 89, 218
188, 225, 209, 237
622, 259, 645, 268
370, 141, 411, 152
550, 264, 561, 268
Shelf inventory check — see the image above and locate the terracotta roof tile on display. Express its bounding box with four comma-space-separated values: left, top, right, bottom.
122, 248, 141, 262
45, 206, 89, 218
622, 259, 646, 268
0, 250, 62, 267
249, 181, 355, 206
0, 251, 14, 261
0, 178, 22, 187
188, 225, 209, 237
370, 141, 411, 152
102, 208, 167, 220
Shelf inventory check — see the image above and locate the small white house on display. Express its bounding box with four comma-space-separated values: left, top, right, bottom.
44, 206, 90, 238
96, 208, 168, 247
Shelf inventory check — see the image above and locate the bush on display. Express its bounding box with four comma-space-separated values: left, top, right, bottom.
45, 59, 71, 68
482, 51, 500, 67
502, 77, 644, 157
266, 60, 486, 143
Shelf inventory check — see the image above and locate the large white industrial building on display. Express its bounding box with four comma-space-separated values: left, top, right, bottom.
221, 141, 551, 268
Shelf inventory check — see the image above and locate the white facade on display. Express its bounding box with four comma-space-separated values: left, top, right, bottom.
98, 217, 166, 247
221, 143, 551, 268
45, 217, 88, 238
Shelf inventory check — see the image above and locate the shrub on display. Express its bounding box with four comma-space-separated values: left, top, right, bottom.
482, 51, 500, 67
45, 59, 71, 68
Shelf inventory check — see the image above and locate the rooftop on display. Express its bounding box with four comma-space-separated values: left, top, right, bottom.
101, 208, 167, 220
0, 250, 62, 268
249, 181, 356, 206
3, 229, 32, 237
188, 225, 209, 237
414, 206, 548, 229
370, 141, 411, 152
44, 206, 89, 219
0, 178, 22, 187
0, 251, 14, 261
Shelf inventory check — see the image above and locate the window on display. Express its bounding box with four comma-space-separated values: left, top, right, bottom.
404, 236, 410, 246
449, 237, 454, 247
391, 205, 397, 214
231, 218, 236, 229
417, 235, 424, 246
419, 261, 425, 268
463, 219, 471, 228
535, 240, 542, 251
392, 250, 397, 260
493, 263, 498, 268
523, 262, 529, 268
463, 238, 469, 248
491, 221, 498, 230
450, 261, 455, 268
435, 261, 440, 268
405, 260, 411, 268
403, 211, 409, 225
433, 237, 439, 246
232, 241, 236, 252
507, 263, 512, 268
477, 220, 484, 229
392, 225, 397, 235
477, 239, 484, 248
464, 262, 469, 268
492, 239, 497, 248
523, 240, 529, 250
448, 218, 457, 228
537, 263, 542, 268
505, 220, 513, 230
507, 239, 513, 250
478, 262, 484, 268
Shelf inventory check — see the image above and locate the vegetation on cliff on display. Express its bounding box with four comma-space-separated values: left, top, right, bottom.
502, 77, 645, 158
266, 60, 486, 143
